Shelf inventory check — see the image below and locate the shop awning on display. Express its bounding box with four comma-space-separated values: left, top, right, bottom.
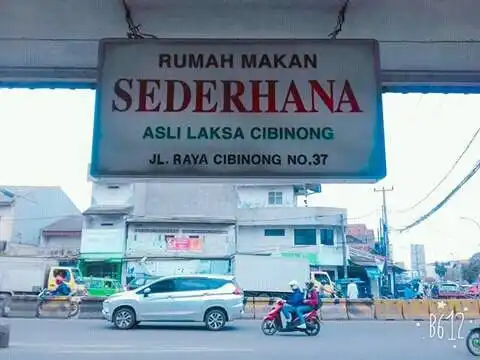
80, 253, 123, 262
365, 267, 381, 280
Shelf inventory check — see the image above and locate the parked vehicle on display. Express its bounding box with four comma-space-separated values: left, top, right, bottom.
102, 274, 244, 331
465, 284, 480, 298
261, 298, 321, 336
85, 277, 122, 297
0, 256, 86, 296
311, 271, 338, 298
438, 282, 466, 299
235, 254, 334, 297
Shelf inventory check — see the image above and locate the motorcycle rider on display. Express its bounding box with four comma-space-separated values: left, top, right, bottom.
49, 275, 72, 296
282, 280, 304, 324
296, 280, 319, 329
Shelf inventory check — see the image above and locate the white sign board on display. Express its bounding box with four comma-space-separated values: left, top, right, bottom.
91, 39, 386, 182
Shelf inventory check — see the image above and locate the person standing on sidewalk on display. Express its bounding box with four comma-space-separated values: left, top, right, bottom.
347, 279, 359, 299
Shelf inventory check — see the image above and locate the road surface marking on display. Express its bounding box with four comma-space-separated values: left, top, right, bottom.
9, 343, 254, 353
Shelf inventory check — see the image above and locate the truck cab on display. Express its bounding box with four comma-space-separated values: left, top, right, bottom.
311, 271, 336, 297
46, 267, 87, 295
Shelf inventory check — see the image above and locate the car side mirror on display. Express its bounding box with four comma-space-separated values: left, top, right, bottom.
143, 287, 152, 297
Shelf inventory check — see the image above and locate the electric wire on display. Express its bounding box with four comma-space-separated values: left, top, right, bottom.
395, 161, 480, 233
396, 127, 480, 213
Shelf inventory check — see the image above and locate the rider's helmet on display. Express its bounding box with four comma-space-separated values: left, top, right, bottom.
305, 280, 315, 290
288, 280, 299, 290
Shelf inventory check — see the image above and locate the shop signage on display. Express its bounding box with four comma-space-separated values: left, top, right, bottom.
165, 236, 203, 252
91, 39, 386, 182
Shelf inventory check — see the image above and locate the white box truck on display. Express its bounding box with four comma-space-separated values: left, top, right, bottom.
233, 254, 311, 297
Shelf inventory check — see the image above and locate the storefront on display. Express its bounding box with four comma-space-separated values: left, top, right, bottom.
123, 219, 235, 283
79, 228, 125, 281
125, 258, 232, 283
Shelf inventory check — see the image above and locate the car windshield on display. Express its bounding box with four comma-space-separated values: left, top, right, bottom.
314, 274, 330, 284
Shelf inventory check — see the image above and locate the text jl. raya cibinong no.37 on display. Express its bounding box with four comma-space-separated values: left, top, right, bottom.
148, 153, 329, 167
111, 79, 362, 114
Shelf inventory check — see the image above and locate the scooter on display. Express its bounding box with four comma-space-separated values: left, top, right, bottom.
466, 327, 480, 356
261, 299, 321, 336
36, 289, 81, 318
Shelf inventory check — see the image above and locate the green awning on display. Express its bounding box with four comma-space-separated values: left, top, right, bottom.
280, 251, 319, 265
80, 253, 123, 262
365, 267, 380, 280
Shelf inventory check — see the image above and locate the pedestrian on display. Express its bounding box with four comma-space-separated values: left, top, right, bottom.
347, 279, 359, 299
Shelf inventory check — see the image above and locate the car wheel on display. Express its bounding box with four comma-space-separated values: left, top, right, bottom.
205, 309, 226, 331
113, 307, 136, 330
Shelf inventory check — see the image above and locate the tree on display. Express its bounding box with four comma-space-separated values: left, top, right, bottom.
462, 253, 480, 283
434, 261, 447, 279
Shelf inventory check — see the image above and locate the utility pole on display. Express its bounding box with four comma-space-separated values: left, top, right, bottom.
374, 186, 394, 296
340, 214, 348, 279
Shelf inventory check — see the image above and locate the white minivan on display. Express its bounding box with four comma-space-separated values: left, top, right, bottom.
103, 274, 244, 331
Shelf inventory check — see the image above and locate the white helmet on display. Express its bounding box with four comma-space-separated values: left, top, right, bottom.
288, 280, 299, 288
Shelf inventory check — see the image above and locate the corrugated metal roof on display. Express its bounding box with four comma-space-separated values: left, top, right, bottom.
83, 205, 133, 215
42, 215, 83, 233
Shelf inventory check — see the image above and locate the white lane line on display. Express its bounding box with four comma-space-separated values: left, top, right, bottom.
9, 343, 254, 353
53, 348, 254, 354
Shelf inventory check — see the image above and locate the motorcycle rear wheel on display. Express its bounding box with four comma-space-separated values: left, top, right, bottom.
305, 318, 321, 336
68, 302, 80, 318
261, 319, 278, 336
466, 328, 480, 356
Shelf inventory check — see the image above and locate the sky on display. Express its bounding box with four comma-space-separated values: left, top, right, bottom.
0, 90, 479, 266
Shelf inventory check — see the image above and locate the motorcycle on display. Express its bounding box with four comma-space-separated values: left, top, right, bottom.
466, 327, 480, 356
261, 299, 321, 336
36, 289, 81, 318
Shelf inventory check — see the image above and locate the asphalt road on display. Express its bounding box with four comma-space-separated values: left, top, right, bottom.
1, 318, 478, 360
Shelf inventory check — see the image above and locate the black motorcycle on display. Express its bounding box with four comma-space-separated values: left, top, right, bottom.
466, 327, 480, 356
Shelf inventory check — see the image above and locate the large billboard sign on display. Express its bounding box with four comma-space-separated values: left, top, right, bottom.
91, 39, 386, 182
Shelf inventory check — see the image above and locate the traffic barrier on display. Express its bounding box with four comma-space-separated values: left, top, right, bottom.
374, 299, 403, 320
346, 299, 374, 320
320, 298, 348, 320
78, 298, 104, 319
0, 323, 9, 348
402, 299, 430, 320
456, 299, 479, 320
0, 295, 9, 317
429, 300, 456, 320
251, 298, 272, 320
6, 295, 38, 318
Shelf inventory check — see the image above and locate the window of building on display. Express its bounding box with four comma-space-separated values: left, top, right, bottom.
264, 229, 286, 237
320, 229, 335, 246
268, 191, 283, 205
107, 185, 120, 189
294, 229, 317, 246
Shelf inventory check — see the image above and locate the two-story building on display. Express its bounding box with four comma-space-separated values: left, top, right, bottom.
40, 215, 83, 265
80, 182, 134, 280
235, 185, 347, 280
123, 183, 237, 283
80, 182, 238, 283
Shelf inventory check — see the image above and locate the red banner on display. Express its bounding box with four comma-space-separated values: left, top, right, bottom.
165, 236, 203, 252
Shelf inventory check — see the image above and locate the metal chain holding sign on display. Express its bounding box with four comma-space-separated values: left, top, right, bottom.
121, 0, 349, 40
328, 0, 350, 39
121, 0, 158, 39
